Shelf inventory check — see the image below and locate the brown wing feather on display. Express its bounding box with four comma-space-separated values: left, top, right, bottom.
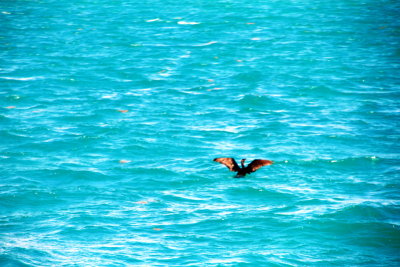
245, 159, 273, 173
213, 158, 240, 172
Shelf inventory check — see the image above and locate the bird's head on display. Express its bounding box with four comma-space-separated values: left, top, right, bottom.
241, 159, 246, 164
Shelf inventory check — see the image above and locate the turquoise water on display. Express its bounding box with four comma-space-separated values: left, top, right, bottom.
1, 0, 400, 265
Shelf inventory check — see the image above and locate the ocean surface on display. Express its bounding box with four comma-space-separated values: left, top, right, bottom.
1, 0, 400, 266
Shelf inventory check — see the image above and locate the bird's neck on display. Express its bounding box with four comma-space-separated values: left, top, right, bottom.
241, 159, 246, 168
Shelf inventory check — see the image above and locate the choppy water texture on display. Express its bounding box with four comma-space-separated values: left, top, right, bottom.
1, 0, 400, 266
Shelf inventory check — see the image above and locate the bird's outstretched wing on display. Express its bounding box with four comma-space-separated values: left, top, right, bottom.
245, 159, 273, 173
213, 158, 240, 172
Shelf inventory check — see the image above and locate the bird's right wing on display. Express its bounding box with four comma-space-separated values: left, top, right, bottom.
245, 159, 273, 173
213, 158, 240, 172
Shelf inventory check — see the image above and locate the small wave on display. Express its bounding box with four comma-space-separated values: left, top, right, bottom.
58, 223, 118, 241
146, 18, 161, 22
0, 256, 30, 267
233, 71, 263, 83
161, 190, 208, 202
194, 41, 218, 46
321, 202, 392, 219
225, 186, 296, 203
299, 85, 344, 97
24, 168, 111, 186
1, 76, 43, 81
101, 93, 119, 99
276, 203, 332, 218
190, 125, 241, 133
115, 166, 179, 178
236, 94, 275, 107
177, 21, 200, 25
285, 156, 381, 168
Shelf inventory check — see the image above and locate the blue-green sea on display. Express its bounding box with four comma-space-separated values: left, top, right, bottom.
1, 0, 400, 266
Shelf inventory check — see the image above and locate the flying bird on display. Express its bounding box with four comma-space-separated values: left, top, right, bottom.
213, 158, 273, 178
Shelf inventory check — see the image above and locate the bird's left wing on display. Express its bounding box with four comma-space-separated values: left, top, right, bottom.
245, 159, 273, 173
213, 158, 240, 172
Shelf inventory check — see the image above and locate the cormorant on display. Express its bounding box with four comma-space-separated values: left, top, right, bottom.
213, 158, 273, 178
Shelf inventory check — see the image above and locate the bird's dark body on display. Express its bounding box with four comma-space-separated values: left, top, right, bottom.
213, 158, 273, 178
